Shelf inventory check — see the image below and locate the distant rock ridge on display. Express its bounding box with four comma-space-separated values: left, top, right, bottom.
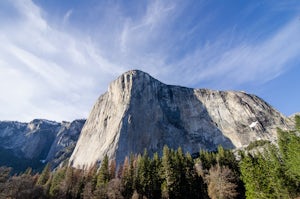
70, 70, 294, 168
0, 119, 85, 170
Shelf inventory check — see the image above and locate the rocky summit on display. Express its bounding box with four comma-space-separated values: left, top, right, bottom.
70, 70, 294, 169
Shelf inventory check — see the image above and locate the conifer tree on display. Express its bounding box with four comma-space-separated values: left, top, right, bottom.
37, 163, 51, 186
240, 153, 260, 199
161, 145, 174, 198
199, 150, 217, 170
216, 146, 238, 172
278, 127, 300, 195
49, 165, 67, 197
150, 152, 162, 199
295, 115, 300, 130
240, 149, 289, 198
121, 156, 135, 198
185, 152, 206, 198
97, 154, 110, 187
136, 149, 151, 198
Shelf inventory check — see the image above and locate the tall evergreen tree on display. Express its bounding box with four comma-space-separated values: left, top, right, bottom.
199, 150, 217, 170
150, 152, 162, 199
136, 149, 151, 198
37, 163, 51, 186
295, 115, 300, 130
161, 145, 175, 198
216, 146, 238, 173
240, 149, 289, 199
97, 155, 110, 187
278, 127, 300, 196
49, 165, 67, 197
121, 155, 135, 199
185, 152, 207, 199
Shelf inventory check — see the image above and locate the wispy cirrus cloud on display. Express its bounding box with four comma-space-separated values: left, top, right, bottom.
0, 0, 123, 121
172, 18, 300, 88
0, 0, 299, 121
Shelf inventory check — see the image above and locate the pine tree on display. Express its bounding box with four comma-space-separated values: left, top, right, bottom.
216, 146, 238, 173
199, 149, 217, 170
295, 115, 300, 130
264, 145, 289, 198
97, 154, 110, 187
94, 155, 110, 198
121, 156, 135, 198
37, 163, 51, 186
49, 165, 67, 197
240, 148, 289, 199
161, 146, 192, 198
150, 152, 162, 199
240, 153, 260, 199
278, 127, 300, 196
136, 149, 151, 198
185, 152, 207, 199
161, 145, 175, 198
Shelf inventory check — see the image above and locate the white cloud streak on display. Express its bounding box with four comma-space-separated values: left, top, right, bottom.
0, 0, 123, 121
63, 9, 73, 24
174, 19, 300, 88
0, 0, 299, 121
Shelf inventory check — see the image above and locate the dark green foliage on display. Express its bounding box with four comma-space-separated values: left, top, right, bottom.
278, 127, 300, 196
121, 155, 135, 198
37, 163, 51, 186
135, 149, 152, 198
199, 149, 217, 170
161, 146, 207, 199
150, 152, 163, 198
240, 150, 289, 199
240, 118, 300, 198
295, 115, 300, 130
96, 154, 110, 187
49, 166, 67, 197
216, 145, 239, 172
245, 140, 271, 151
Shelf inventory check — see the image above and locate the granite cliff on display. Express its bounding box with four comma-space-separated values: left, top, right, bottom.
70, 70, 293, 168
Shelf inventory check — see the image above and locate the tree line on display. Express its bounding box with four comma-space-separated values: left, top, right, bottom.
0, 116, 299, 199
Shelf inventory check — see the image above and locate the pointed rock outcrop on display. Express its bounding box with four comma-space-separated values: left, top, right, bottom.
70, 70, 293, 168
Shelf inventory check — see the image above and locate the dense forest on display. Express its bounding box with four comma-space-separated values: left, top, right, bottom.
0, 116, 299, 199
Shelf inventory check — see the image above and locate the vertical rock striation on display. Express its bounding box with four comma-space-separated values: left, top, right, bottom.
70, 70, 293, 168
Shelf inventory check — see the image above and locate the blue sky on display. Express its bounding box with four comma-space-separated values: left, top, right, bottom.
0, 0, 299, 122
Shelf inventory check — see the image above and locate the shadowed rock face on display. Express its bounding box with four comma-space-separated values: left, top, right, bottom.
70, 70, 293, 168
0, 119, 85, 171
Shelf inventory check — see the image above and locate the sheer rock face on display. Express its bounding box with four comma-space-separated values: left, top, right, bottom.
46, 119, 86, 168
70, 70, 293, 168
